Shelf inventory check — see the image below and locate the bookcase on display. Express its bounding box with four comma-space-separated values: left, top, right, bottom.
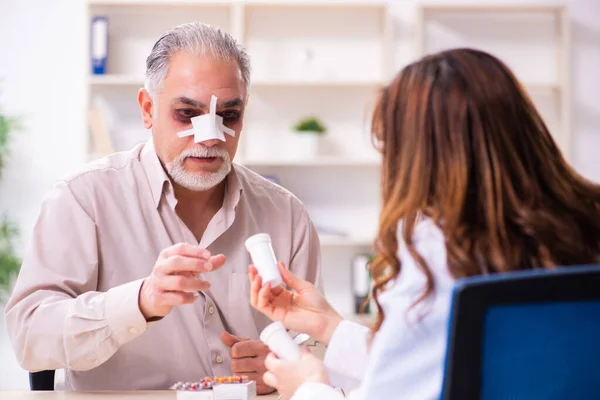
416, 3, 571, 159
85, 0, 571, 319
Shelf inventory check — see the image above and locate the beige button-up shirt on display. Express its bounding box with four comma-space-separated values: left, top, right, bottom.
4, 140, 322, 390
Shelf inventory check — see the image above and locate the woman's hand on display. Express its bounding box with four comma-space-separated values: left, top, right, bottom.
249, 262, 343, 345
263, 347, 330, 400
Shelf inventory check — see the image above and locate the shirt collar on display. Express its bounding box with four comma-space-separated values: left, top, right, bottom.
140, 138, 244, 211
140, 138, 171, 209
224, 164, 244, 213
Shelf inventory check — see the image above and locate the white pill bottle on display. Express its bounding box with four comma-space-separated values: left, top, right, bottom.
244, 233, 284, 287
260, 321, 301, 361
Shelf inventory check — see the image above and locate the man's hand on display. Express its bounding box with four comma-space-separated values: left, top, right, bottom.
139, 243, 226, 320
220, 331, 275, 395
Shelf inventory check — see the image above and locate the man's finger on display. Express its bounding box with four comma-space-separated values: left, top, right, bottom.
220, 331, 245, 348
158, 291, 199, 306
158, 275, 211, 292
208, 254, 227, 270
231, 356, 262, 373
160, 243, 211, 260
249, 373, 274, 394
231, 340, 270, 359
159, 255, 213, 275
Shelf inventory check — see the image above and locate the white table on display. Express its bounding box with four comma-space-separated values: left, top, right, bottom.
1, 392, 281, 400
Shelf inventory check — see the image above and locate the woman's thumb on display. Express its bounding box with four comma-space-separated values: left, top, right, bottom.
278, 262, 310, 291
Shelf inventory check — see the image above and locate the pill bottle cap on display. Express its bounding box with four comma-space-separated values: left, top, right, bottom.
259, 321, 286, 344
245, 233, 272, 251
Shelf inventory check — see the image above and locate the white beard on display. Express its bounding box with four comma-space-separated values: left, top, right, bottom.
166, 147, 232, 191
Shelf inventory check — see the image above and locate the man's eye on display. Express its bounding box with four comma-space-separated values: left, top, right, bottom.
176, 109, 196, 119
220, 112, 240, 123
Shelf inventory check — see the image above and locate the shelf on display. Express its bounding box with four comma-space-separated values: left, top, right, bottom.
90, 75, 144, 86
89, 74, 385, 88
89, 0, 385, 6
89, 0, 233, 6
245, 1, 388, 10
319, 235, 374, 247
252, 79, 385, 88
241, 157, 380, 168
89, 75, 559, 93
421, 4, 566, 13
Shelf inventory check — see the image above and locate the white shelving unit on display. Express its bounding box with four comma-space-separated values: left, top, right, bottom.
85, 1, 572, 317
415, 3, 571, 160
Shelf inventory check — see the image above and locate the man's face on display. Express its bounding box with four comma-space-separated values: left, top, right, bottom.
139, 52, 247, 191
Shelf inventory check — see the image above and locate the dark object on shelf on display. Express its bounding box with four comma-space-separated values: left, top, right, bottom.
351, 253, 371, 314
29, 370, 55, 391
91, 16, 108, 75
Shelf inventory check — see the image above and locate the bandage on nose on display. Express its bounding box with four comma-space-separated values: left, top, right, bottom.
177, 95, 235, 143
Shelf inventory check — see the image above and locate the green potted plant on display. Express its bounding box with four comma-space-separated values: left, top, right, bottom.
0, 217, 20, 300
291, 116, 327, 159
0, 102, 21, 301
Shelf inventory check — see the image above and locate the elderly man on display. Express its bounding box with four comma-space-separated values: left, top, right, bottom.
5, 22, 322, 393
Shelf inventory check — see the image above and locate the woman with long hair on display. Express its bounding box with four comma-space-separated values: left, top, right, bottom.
248, 48, 600, 399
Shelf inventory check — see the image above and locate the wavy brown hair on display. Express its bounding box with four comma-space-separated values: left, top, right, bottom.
369, 48, 600, 333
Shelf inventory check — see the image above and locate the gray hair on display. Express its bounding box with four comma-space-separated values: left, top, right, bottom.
144, 22, 251, 96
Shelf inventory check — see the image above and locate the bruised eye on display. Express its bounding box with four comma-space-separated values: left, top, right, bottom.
219, 111, 240, 124
175, 109, 198, 122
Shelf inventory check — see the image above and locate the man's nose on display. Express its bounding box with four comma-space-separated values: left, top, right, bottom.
198, 139, 223, 148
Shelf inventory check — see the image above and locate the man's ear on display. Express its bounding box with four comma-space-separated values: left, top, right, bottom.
138, 88, 154, 129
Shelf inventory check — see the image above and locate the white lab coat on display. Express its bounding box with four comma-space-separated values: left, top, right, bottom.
292, 219, 455, 400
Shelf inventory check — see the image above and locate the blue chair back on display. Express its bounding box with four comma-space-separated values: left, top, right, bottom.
440, 265, 600, 400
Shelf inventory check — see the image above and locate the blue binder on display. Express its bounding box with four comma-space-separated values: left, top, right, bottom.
90, 16, 108, 75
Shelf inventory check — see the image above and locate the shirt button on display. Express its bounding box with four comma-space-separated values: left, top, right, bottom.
215, 354, 223, 364
129, 327, 138, 334
208, 305, 215, 315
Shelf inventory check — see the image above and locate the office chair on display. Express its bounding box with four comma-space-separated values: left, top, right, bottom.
29, 370, 55, 391
440, 264, 600, 400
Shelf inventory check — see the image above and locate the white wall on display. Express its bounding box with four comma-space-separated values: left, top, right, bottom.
0, 0, 87, 390
0, 0, 599, 391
